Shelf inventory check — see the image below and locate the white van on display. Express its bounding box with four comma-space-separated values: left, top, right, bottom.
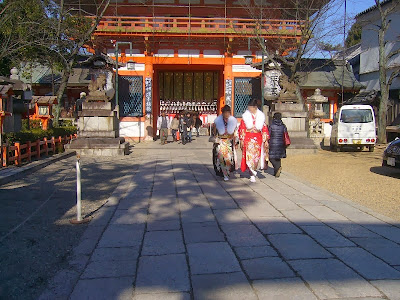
330, 104, 376, 152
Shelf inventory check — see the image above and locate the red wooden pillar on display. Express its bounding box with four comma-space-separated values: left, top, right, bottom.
2, 142, 8, 167
14, 142, 21, 166
44, 137, 48, 155
27, 141, 32, 162
223, 53, 233, 115
36, 139, 41, 159
51, 137, 56, 153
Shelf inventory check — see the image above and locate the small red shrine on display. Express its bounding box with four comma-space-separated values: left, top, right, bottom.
30, 96, 57, 130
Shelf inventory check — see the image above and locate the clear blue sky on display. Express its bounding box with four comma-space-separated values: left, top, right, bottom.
345, 0, 376, 20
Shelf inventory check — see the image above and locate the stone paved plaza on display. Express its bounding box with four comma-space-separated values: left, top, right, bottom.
40, 138, 400, 300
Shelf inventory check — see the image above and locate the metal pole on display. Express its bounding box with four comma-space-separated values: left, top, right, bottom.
76, 155, 82, 222
115, 44, 119, 119
341, 0, 347, 106
261, 39, 265, 109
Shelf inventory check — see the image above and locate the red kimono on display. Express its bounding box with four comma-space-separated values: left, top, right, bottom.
239, 110, 269, 173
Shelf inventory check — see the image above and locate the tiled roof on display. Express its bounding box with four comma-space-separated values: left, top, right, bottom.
356, 0, 393, 18
20, 67, 91, 86
252, 58, 364, 90
31, 96, 58, 105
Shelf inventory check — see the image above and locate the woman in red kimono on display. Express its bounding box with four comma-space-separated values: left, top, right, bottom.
239, 100, 269, 183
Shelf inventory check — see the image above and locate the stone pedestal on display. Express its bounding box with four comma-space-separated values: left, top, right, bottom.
270, 102, 317, 154
65, 102, 129, 156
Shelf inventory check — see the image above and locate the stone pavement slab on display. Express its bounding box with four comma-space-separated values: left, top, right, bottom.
371, 280, 400, 300
301, 205, 348, 221
187, 242, 241, 274
269, 234, 332, 260
351, 237, 400, 266
289, 259, 382, 299
192, 272, 258, 300
234, 245, 278, 260
253, 216, 302, 234
182, 222, 225, 244
329, 247, 400, 280
141, 230, 185, 255
133, 292, 191, 300
281, 209, 323, 227
213, 209, 252, 225
221, 224, 269, 247
147, 219, 181, 231
327, 221, 380, 238
81, 260, 137, 279
98, 225, 144, 248
253, 277, 318, 300
70, 277, 134, 300
110, 209, 148, 225
241, 257, 295, 280
91, 247, 139, 262
135, 254, 190, 294
301, 225, 355, 248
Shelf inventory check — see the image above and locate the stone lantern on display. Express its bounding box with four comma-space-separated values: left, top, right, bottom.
307, 88, 328, 118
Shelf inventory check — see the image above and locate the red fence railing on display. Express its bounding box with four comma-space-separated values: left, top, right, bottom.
93, 16, 304, 38
1, 134, 77, 168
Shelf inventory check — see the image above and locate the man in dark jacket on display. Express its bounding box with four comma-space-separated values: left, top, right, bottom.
194, 114, 202, 137
183, 112, 193, 143
268, 112, 288, 177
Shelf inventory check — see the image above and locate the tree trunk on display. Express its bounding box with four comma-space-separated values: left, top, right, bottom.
377, 26, 388, 144
54, 61, 73, 126
295, 83, 304, 104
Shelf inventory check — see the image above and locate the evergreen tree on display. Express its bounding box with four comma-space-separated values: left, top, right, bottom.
345, 23, 362, 47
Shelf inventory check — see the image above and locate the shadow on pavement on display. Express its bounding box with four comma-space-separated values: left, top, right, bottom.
2, 149, 400, 300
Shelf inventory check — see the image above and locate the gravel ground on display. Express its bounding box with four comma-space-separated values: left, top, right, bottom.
283, 145, 400, 221
0, 154, 141, 300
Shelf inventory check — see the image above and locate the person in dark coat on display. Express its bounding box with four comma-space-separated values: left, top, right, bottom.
268, 112, 288, 177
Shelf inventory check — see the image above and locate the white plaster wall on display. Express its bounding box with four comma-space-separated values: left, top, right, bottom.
117, 63, 145, 71
178, 49, 200, 57
203, 50, 223, 58
359, 9, 400, 91
120, 121, 145, 138
155, 49, 174, 57
232, 65, 261, 73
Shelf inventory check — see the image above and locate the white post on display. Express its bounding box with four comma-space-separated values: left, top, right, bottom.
76, 155, 82, 222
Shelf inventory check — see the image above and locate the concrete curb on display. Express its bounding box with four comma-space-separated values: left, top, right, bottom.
0, 151, 76, 186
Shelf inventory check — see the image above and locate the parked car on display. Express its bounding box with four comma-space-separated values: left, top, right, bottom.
330, 105, 376, 152
383, 138, 400, 168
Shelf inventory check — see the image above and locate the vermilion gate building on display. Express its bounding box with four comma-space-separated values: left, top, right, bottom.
85, 0, 305, 141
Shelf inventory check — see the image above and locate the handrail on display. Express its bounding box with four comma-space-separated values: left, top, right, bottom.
1, 134, 77, 168
92, 16, 304, 37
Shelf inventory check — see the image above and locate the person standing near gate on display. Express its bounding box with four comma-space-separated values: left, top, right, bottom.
183, 112, 193, 143
238, 99, 269, 183
195, 114, 203, 137
170, 114, 180, 142
268, 112, 289, 177
157, 111, 170, 145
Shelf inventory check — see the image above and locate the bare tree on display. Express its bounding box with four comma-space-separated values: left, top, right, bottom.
43, 0, 111, 125
240, 0, 346, 103
1, 0, 111, 124
364, 0, 400, 144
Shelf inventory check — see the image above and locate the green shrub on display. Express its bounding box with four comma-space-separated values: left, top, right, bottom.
21, 119, 42, 130
3, 126, 77, 144
59, 119, 74, 127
